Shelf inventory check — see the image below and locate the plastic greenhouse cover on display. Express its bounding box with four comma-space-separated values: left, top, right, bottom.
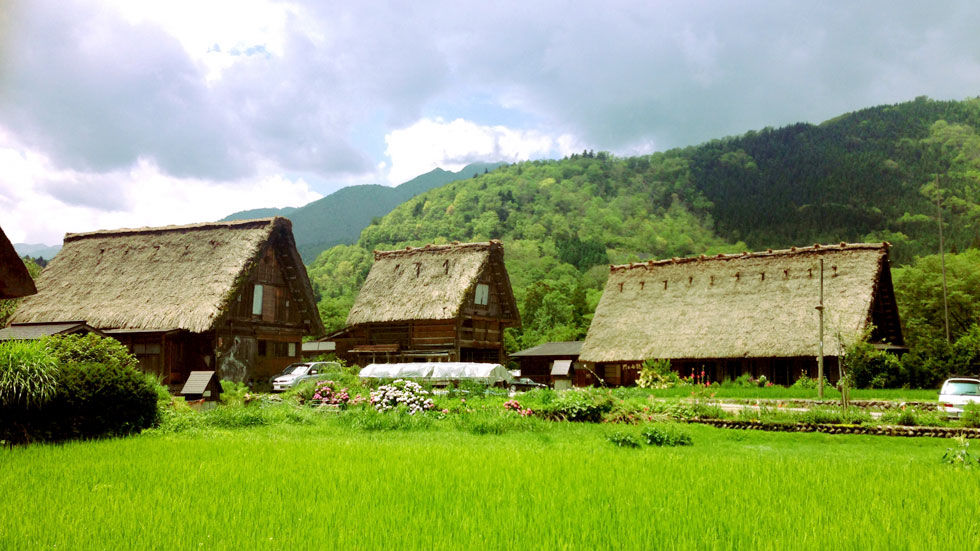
359, 363, 513, 383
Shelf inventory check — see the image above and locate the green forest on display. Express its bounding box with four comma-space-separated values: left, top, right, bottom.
305, 97, 980, 386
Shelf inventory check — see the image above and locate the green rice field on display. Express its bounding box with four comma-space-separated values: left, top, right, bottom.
2, 419, 977, 550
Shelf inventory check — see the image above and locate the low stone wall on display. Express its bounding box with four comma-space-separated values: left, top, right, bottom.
690, 418, 980, 439
725, 399, 937, 411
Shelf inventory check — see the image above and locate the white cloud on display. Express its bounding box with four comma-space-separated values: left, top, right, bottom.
99, 0, 296, 81
0, 138, 321, 244
384, 118, 582, 184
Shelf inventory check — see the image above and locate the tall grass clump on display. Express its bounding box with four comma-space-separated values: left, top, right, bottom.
336, 407, 435, 431
0, 340, 58, 409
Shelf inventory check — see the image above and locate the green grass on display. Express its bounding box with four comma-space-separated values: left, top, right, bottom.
2, 416, 977, 550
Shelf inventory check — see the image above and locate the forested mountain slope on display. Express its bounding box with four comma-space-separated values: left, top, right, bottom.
222, 162, 502, 261
310, 152, 742, 344
308, 96, 980, 351
689, 96, 980, 264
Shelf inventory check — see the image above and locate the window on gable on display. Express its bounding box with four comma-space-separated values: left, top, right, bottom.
475, 283, 489, 306
252, 284, 264, 316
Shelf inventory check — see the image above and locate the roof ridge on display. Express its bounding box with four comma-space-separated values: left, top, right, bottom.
373, 239, 501, 260
609, 242, 889, 272
63, 217, 286, 242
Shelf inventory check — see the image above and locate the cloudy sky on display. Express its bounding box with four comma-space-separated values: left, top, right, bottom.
1, 0, 979, 245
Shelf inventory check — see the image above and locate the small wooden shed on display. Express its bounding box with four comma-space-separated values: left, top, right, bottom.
509, 341, 583, 387
578, 243, 904, 386
335, 241, 520, 365
180, 371, 222, 402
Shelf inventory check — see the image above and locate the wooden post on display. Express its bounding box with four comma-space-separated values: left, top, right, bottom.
817, 258, 825, 399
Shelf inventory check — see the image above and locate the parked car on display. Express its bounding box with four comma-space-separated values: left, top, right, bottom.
271, 361, 340, 392
938, 377, 980, 418
510, 377, 548, 391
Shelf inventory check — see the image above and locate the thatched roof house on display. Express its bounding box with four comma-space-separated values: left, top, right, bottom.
347, 241, 518, 326
0, 225, 36, 299
12, 217, 323, 384
578, 243, 903, 386
338, 240, 519, 364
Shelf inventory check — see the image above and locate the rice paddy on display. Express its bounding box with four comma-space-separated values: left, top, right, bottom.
2, 418, 977, 550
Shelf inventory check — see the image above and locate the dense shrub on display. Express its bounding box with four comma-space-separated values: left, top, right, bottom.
541, 389, 613, 422
1, 335, 160, 444
51, 361, 160, 438
845, 340, 904, 389
46, 333, 140, 372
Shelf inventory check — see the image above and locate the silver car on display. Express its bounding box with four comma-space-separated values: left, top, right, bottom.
271, 361, 339, 392
938, 377, 980, 418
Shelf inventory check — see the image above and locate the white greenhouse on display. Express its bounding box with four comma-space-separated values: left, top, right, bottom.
359, 362, 514, 385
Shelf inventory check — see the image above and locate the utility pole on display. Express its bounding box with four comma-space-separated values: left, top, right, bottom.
937, 177, 951, 344
816, 258, 825, 399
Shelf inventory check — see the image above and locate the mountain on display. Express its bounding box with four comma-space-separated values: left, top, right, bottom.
221, 162, 503, 262
307, 96, 980, 348
222, 206, 298, 221
13, 243, 61, 260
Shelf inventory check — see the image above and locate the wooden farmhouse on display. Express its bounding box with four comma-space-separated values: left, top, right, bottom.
10, 218, 324, 385
334, 240, 520, 365
578, 243, 904, 387
0, 224, 36, 299
509, 341, 583, 388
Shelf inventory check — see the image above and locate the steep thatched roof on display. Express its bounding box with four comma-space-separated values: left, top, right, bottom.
579, 243, 900, 363
346, 240, 519, 326
11, 217, 323, 334
0, 225, 36, 299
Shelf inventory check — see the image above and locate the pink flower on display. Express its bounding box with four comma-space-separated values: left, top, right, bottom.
442, 409, 449, 414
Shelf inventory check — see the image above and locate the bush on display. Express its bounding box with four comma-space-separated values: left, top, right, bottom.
220, 380, 251, 405
370, 379, 434, 414
607, 431, 641, 448
893, 407, 918, 426
47, 361, 160, 440
542, 389, 613, 422
790, 375, 831, 390
637, 358, 680, 389
845, 340, 904, 389
1, 335, 160, 444
642, 424, 693, 447
962, 402, 980, 428
46, 333, 139, 372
